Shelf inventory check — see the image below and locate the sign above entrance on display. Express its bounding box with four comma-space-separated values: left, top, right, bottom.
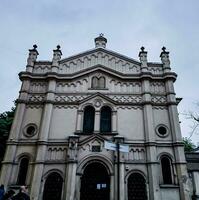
104, 141, 129, 152
104, 141, 116, 151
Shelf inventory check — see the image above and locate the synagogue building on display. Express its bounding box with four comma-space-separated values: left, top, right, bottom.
0, 35, 193, 200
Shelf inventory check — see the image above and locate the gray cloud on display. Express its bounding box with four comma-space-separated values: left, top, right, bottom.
0, 0, 199, 142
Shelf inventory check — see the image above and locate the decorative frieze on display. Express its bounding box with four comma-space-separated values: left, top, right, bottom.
54, 95, 87, 103
107, 95, 142, 103
56, 79, 88, 93
28, 94, 45, 102
151, 95, 167, 104
150, 82, 165, 94
33, 65, 51, 73
109, 80, 141, 93
59, 52, 141, 74
30, 82, 48, 93
148, 66, 163, 74
127, 147, 145, 161
47, 147, 67, 160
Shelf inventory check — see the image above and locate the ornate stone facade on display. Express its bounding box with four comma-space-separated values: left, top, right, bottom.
0, 36, 193, 200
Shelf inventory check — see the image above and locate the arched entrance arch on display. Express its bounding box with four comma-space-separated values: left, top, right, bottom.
127, 172, 147, 200
80, 162, 110, 200
43, 172, 63, 200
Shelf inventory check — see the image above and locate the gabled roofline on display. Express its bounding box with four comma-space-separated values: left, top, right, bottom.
60, 47, 142, 66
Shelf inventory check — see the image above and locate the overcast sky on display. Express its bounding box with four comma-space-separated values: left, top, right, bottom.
0, 0, 198, 143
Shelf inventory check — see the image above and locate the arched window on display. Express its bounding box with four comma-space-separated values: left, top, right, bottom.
91, 76, 106, 89
92, 77, 98, 88
100, 106, 112, 133
43, 172, 63, 200
128, 173, 147, 200
17, 157, 29, 185
99, 77, 105, 88
83, 106, 95, 133
161, 156, 173, 184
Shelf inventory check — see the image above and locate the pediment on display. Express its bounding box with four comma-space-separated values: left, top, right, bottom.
59, 48, 141, 75
79, 133, 108, 146
78, 92, 118, 107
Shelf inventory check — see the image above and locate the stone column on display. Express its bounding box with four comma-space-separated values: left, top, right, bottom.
142, 76, 161, 200
112, 111, 117, 133
65, 136, 79, 200
94, 110, 100, 133
30, 80, 56, 200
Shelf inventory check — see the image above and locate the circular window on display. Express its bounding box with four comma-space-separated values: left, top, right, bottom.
24, 124, 37, 137
156, 125, 169, 137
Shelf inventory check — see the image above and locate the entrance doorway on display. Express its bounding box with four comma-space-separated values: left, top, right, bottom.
127, 173, 147, 200
80, 162, 110, 200
43, 172, 63, 200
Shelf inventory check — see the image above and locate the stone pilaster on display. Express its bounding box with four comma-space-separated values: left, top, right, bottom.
76, 110, 83, 133
65, 136, 79, 200
0, 79, 30, 187
142, 79, 161, 200
30, 80, 56, 200
165, 77, 191, 200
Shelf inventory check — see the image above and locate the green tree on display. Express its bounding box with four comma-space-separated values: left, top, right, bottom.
183, 137, 196, 152
0, 107, 15, 169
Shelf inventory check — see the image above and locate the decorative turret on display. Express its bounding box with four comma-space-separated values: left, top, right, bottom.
95, 34, 107, 48
52, 45, 62, 72
160, 47, 171, 72
26, 44, 39, 72
139, 46, 148, 72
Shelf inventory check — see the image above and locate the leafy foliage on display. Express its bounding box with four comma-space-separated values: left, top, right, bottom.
0, 107, 15, 138
0, 106, 15, 169
183, 137, 196, 152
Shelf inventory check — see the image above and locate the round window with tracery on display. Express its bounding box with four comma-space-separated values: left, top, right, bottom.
156, 124, 169, 138
24, 123, 37, 137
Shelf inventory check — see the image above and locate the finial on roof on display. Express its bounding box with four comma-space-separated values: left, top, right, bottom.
162, 46, 166, 52
94, 34, 107, 48
33, 44, 37, 50
57, 45, 61, 50
141, 46, 145, 52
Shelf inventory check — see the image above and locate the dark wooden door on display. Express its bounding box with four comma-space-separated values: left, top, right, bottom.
80, 163, 110, 200
43, 172, 63, 200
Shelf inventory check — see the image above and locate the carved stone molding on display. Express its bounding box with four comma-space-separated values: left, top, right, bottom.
127, 147, 145, 161
28, 94, 45, 102
53, 105, 78, 109
47, 147, 67, 160
108, 95, 142, 103
117, 106, 142, 110
30, 82, 47, 93
25, 104, 43, 109
54, 95, 87, 103
150, 82, 165, 94
151, 95, 167, 103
